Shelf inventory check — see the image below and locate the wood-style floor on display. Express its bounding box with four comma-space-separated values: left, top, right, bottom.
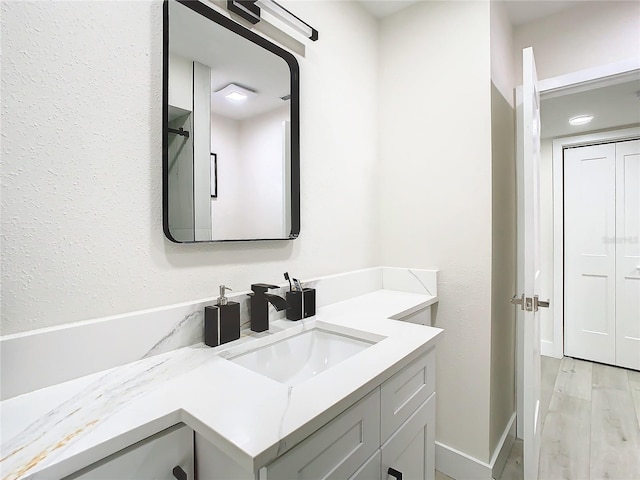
437, 356, 640, 480
499, 356, 640, 480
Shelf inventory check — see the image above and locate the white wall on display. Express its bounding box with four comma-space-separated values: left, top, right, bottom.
0, 0, 379, 335
539, 139, 554, 347
238, 105, 288, 238
211, 105, 288, 240
490, 0, 515, 107
379, 0, 493, 463
168, 53, 192, 111
513, 1, 640, 84
193, 61, 212, 241
489, 0, 516, 457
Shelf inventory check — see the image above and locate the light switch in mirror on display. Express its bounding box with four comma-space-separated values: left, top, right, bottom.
163, 0, 300, 242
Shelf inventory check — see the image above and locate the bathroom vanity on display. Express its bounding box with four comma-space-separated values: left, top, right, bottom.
0, 268, 441, 480
68, 344, 436, 480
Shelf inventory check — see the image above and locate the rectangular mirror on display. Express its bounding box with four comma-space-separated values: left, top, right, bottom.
163, 0, 300, 242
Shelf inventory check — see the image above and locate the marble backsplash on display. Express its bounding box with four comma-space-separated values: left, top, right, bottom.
0, 267, 437, 400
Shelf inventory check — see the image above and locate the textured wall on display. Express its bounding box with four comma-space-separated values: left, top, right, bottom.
489, 83, 516, 455
0, 0, 379, 334
378, 1, 493, 463
489, 0, 516, 457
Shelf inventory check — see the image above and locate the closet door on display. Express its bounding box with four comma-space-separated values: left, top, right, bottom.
615, 139, 640, 370
564, 143, 616, 364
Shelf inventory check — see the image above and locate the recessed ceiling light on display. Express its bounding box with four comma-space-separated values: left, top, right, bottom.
569, 115, 594, 126
226, 91, 248, 102
215, 83, 257, 103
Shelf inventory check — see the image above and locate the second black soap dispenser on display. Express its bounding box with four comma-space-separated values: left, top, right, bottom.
204, 285, 240, 347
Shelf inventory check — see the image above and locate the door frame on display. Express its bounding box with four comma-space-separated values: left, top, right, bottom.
515, 56, 640, 439
550, 126, 640, 359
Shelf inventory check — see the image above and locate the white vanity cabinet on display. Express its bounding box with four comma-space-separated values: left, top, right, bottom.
379, 349, 436, 480
381, 393, 435, 480
264, 389, 381, 479
65, 424, 194, 480
196, 348, 436, 480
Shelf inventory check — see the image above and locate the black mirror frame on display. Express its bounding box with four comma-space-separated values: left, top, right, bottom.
162, 0, 300, 243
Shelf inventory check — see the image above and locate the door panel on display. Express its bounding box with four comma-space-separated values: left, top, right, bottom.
615, 139, 640, 370
564, 143, 616, 364
517, 46, 542, 480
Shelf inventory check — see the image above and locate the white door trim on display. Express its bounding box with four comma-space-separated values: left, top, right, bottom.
538, 57, 640, 95
551, 126, 640, 359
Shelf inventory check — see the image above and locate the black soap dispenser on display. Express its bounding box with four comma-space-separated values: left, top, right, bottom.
204, 285, 240, 347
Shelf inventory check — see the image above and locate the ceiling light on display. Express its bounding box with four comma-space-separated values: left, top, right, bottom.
569, 115, 594, 126
215, 83, 257, 103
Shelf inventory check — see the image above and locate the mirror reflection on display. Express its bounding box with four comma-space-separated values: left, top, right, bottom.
163, 0, 300, 242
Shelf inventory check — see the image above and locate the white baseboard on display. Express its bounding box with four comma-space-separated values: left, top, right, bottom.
541, 339, 555, 358
491, 413, 517, 479
436, 442, 492, 479
436, 412, 516, 480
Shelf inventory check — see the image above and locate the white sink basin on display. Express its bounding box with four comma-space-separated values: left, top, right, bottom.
228, 327, 377, 385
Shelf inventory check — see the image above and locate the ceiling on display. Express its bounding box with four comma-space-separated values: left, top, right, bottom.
541, 74, 640, 139
358, 0, 417, 18
501, 1, 583, 26
359, 0, 588, 25
170, 1, 290, 121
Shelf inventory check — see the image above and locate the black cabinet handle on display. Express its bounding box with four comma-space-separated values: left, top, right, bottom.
172, 466, 187, 480
388, 467, 403, 480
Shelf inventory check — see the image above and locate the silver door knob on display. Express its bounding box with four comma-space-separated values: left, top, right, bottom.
511, 294, 525, 310
535, 295, 550, 309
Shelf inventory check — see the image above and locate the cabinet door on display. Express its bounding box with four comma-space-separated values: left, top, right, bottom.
350, 451, 381, 480
265, 389, 380, 480
381, 393, 435, 480
381, 349, 434, 442
65, 424, 194, 480
195, 432, 254, 480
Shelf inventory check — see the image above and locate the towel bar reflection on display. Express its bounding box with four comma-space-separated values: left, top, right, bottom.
168, 127, 190, 138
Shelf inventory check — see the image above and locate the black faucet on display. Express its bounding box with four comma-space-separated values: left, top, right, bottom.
248, 283, 289, 332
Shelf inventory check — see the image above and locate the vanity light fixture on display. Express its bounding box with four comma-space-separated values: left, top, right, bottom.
226, 0, 261, 24
215, 83, 257, 102
568, 114, 594, 126
227, 0, 318, 41
254, 0, 318, 41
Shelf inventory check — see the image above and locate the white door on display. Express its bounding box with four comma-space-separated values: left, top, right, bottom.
564, 144, 617, 364
615, 139, 640, 370
515, 47, 544, 480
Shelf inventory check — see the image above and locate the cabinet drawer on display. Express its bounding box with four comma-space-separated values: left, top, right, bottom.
265, 389, 380, 480
381, 349, 435, 442
381, 393, 436, 480
64, 424, 194, 480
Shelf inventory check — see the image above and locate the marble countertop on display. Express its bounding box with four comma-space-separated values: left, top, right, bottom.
0, 290, 441, 480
